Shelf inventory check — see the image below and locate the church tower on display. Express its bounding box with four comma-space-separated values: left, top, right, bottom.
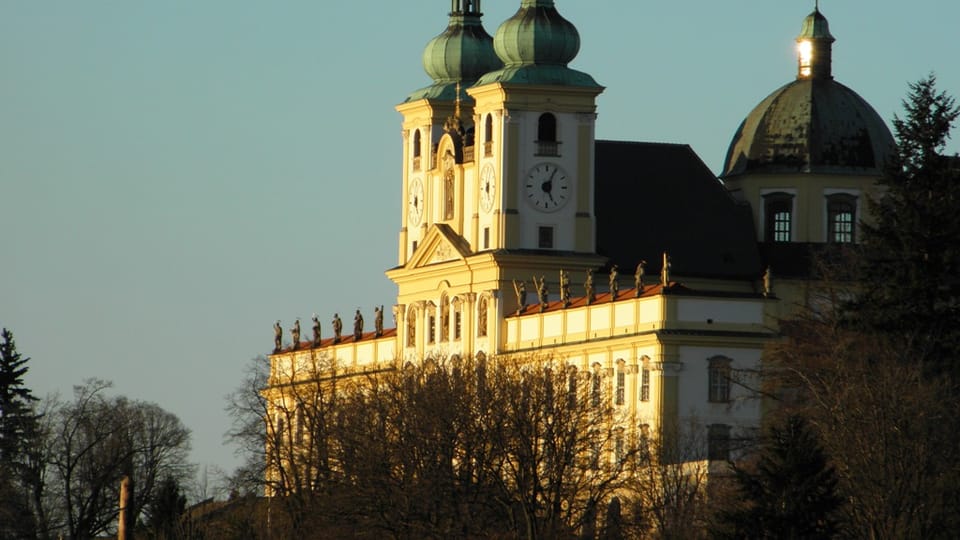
469, 0, 604, 256
395, 1, 501, 265
388, 0, 607, 360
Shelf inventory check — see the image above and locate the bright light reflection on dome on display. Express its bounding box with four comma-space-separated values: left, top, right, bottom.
798, 40, 813, 77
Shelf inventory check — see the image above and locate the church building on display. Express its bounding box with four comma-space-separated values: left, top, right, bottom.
266, 0, 892, 471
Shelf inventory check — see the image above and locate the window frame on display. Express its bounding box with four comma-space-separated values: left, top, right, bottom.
536, 113, 560, 156
826, 192, 857, 243
708, 356, 732, 403
762, 191, 795, 243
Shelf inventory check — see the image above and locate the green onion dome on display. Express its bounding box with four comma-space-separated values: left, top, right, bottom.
476, 0, 599, 88
406, 2, 501, 102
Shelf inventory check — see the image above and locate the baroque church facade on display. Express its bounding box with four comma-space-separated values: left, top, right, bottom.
266, 0, 892, 471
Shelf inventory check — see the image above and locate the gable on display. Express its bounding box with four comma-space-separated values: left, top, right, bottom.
405, 223, 473, 270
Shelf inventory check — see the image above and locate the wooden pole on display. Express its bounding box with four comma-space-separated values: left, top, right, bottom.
118, 475, 131, 540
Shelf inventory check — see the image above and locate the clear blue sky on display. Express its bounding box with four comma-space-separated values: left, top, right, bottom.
2, 1, 958, 480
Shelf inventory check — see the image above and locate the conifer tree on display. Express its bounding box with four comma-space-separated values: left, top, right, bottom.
0, 328, 38, 465
0, 328, 39, 539
853, 75, 960, 375
714, 415, 841, 539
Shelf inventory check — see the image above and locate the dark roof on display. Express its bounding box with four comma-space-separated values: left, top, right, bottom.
595, 141, 762, 279
722, 79, 894, 177
759, 242, 860, 280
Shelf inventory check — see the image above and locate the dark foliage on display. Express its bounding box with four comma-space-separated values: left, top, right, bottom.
714, 415, 841, 539
853, 74, 960, 377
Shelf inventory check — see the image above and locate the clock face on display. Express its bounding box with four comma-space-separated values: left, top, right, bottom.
524, 163, 570, 212
408, 177, 424, 226
479, 164, 496, 213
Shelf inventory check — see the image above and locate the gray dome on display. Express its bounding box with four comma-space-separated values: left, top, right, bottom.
722, 79, 894, 177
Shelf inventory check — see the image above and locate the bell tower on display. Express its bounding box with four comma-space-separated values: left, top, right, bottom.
468, 0, 604, 255
395, 1, 500, 266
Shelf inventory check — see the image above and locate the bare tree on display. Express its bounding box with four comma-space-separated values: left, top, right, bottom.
228, 355, 639, 539
33, 380, 193, 539
769, 313, 960, 538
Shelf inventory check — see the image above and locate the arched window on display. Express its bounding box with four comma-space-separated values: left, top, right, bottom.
708, 424, 732, 461
484, 114, 494, 157
615, 359, 626, 406
477, 296, 488, 337
590, 367, 602, 408
536, 113, 559, 156
439, 295, 449, 342
567, 366, 578, 408
413, 129, 422, 170
640, 365, 650, 402
826, 193, 857, 243
708, 356, 732, 403
406, 307, 417, 347
763, 192, 794, 243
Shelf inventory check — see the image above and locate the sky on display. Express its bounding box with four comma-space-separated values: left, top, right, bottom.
2, 1, 958, 482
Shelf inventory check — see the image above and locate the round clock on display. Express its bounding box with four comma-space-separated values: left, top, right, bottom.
524, 162, 570, 212
408, 177, 424, 226
479, 164, 496, 212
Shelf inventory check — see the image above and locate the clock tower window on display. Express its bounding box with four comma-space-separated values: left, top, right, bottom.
536, 113, 560, 157
413, 130, 423, 171
483, 114, 494, 157
538, 226, 555, 249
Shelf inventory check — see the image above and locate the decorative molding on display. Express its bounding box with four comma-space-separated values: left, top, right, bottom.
653, 361, 684, 375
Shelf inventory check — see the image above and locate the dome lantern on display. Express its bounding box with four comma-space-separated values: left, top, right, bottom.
796, 7, 835, 80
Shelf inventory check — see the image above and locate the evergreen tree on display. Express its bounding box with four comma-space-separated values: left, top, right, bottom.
714, 415, 841, 539
853, 75, 960, 375
0, 327, 38, 465
0, 328, 39, 539
146, 475, 188, 539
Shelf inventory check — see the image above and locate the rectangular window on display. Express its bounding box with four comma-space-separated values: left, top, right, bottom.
615, 371, 625, 405
295, 408, 304, 444
483, 227, 490, 249
708, 357, 731, 403
615, 429, 626, 466
412, 240, 418, 253
771, 210, 792, 242
428, 315, 436, 344
827, 194, 857, 243
454, 311, 462, 340
708, 424, 732, 461
764, 193, 794, 243
639, 424, 651, 464
567, 370, 578, 408
591, 372, 602, 408
640, 368, 650, 402
538, 226, 554, 249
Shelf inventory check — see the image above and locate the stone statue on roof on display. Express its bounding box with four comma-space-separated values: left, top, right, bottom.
374, 305, 384, 337
290, 319, 301, 350
609, 265, 619, 301
560, 269, 571, 308
635, 260, 647, 297
513, 279, 527, 316
585, 269, 595, 305
763, 266, 774, 297
311, 314, 321, 347
353, 309, 364, 341
273, 320, 282, 353
332, 313, 342, 343
533, 275, 548, 312
661, 252, 671, 287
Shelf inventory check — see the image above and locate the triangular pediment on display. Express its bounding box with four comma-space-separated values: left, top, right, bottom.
406, 224, 473, 269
